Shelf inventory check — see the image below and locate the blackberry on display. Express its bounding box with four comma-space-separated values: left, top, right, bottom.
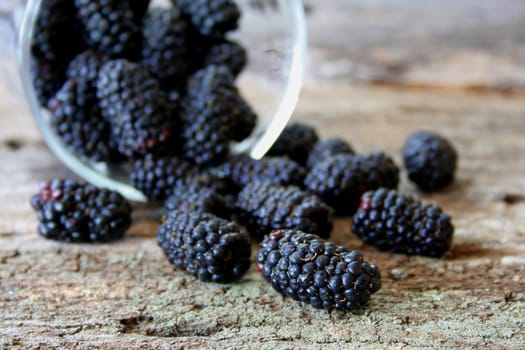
403, 131, 458, 192
216, 154, 306, 192
75, 0, 141, 58
306, 138, 355, 169
131, 154, 226, 202
305, 152, 399, 215
203, 40, 247, 77
186, 64, 235, 96
236, 181, 333, 240
141, 7, 189, 89
352, 188, 454, 257
48, 78, 111, 162
175, 0, 240, 38
97, 60, 175, 157
31, 58, 66, 107
30, 179, 132, 243
257, 230, 381, 311
165, 183, 230, 219
157, 210, 251, 283
268, 123, 319, 166
67, 50, 110, 90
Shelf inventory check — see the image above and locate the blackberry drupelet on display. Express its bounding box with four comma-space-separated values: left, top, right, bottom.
97, 59, 175, 157
216, 154, 306, 193
75, 0, 141, 58
257, 230, 382, 311
175, 0, 240, 38
157, 210, 251, 283
141, 7, 189, 88
67, 50, 109, 90
131, 154, 226, 202
48, 78, 111, 162
306, 138, 355, 169
267, 123, 319, 166
304, 154, 364, 215
358, 151, 400, 191
403, 131, 458, 192
165, 183, 230, 219
203, 40, 247, 77
352, 188, 454, 257
30, 179, 132, 243
236, 181, 333, 240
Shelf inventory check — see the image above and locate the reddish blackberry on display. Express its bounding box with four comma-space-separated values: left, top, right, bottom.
30, 179, 132, 243
157, 210, 251, 283
75, 0, 141, 58
131, 154, 226, 202
165, 183, 231, 219
352, 188, 454, 257
216, 154, 306, 192
141, 7, 190, 89
175, 0, 240, 38
403, 131, 458, 192
236, 181, 333, 240
257, 230, 381, 311
97, 60, 175, 157
268, 123, 319, 166
66, 50, 109, 90
306, 138, 355, 169
48, 78, 111, 162
204, 40, 247, 77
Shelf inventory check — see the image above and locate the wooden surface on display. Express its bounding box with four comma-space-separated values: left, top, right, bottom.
1, 1, 525, 349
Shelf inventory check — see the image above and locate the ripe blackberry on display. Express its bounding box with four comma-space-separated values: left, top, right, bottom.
31, 58, 66, 107
216, 154, 306, 192
236, 181, 333, 240
204, 40, 247, 77
257, 230, 381, 311
186, 64, 235, 96
97, 60, 175, 157
165, 183, 230, 219
307, 138, 355, 169
48, 78, 111, 162
175, 0, 240, 38
30, 179, 132, 243
141, 7, 189, 89
75, 0, 141, 58
268, 123, 319, 166
352, 188, 454, 257
403, 131, 458, 192
67, 50, 109, 90
305, 152, 399, 215
157, 210, 251, 283
131, 154, 226, 202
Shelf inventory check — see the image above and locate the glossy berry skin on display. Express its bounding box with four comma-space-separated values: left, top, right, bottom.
352, 188, 454, 258
157, 210, 251, 283
236, 181, 333, 240
267, 123, 319, 166
30, 179, 132, 243
257, 230, 381, 311
306, 138, 355, 169
403, 131, 458, 192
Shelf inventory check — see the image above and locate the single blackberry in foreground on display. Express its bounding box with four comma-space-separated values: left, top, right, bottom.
141, 7, 189, 88
352, 188, 454, 257
216, 154, 306, 193
97, 60, 175, 157
268, 123, 319, 166
48, 78, 111, 162
165, 183, 230, 219
175, 0, 240, 38
307, 138, 355, 169
236, 181, 333, 240
257, 230, 381, 311
203, 40, 247, 77
30, 179, 132, 243
131, 154, 226, 202
158, 210, 251, 283
75, 0, 141, 58
403, 131, 458, 192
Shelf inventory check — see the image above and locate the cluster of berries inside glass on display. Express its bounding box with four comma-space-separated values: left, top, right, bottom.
30, 0, 458, 312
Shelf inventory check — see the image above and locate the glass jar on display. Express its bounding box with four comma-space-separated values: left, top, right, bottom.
17, 0, 307, 201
